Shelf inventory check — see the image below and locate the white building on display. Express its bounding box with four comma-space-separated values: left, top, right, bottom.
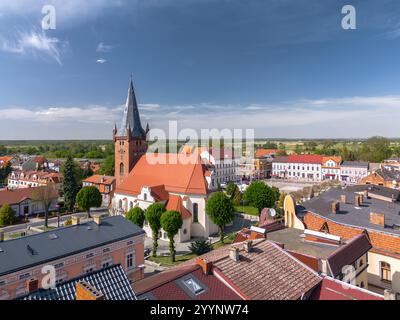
112, 153, 219, 243
321, 156, 342, 180
340, 161, 369, 185
272, 155, 323, 182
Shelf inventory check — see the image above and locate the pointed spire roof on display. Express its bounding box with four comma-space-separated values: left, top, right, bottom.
117, 78, 146, 139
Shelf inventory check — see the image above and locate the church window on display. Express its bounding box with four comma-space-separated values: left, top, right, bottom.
193, 203, 199, 223
120, 163, 124, 176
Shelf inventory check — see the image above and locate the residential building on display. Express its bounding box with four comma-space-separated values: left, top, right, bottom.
0, 156, 15, 168
382, 158, 400, 171
0, 215, 145, 300
272, 155, 323, 181
340, 161, 369, 185
321, 156, 342, 180
113, 153, 218, 243
21, 156, 48, 171
7, 170, 63, 190
255, 148, 279, 158
286, 184, 400, 297
0, 187, 58, 217
19, 264, 136, 300
359, 168, 400, 189
133, 239, 322, 300
133, 237, 383, 300
82, 175, 116, 207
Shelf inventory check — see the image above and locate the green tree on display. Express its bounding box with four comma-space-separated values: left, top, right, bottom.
243, 181, 278, 213
32, 183, 59, 228
98, 155, 115, 176
76, 186, 102, 218
205, 192, 235, 243
62, 155, 79, 212
160, 210, 183, 262
126, 207, 145, 228
226, 182, 237, 197
0, 203, 15, 226
145, 202, 166, 257
189, 239, 213, 255
362, 136, 392, 163
0, 162, 11, 184
232, 188, 243, 206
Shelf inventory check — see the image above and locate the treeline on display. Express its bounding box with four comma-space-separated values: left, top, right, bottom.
0, 142, 114, 159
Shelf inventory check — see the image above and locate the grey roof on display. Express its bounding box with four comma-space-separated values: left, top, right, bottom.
0, 216, 145, 277
299, 185, 400, 237
341, 161, 369, 169
19, 264, 136, 300
117, 78, 146, 139
375, 168, 400, 182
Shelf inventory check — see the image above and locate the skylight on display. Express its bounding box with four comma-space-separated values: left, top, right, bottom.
183, 278, 204, 295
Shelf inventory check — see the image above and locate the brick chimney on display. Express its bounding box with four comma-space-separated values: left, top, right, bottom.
71, 216, 80, 226
75, 281, 105, 300
244, 240, 253, 253
93, 215, 102, 225
340, 195, 347, 204
364, 190, 369, 199
370, 212, 385, 227
384, 289, 396, 300
355, 194, 362, 207
331, 201, 340, 214
26, 278, 39, 294
229, 247, 240, 262
196, 258, 212, 275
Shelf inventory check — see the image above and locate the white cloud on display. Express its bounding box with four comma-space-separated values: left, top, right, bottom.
96, 42, 116, 52
1, 95, 400, 139
0, 30, 66, 65
96, 58, 107, 64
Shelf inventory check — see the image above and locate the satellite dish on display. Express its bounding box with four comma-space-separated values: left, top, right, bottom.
269, 208, 276, 217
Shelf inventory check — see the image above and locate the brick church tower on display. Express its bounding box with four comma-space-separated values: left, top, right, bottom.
113, 78, 149, 186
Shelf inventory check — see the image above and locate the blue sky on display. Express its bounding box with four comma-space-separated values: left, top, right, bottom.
1, 0, 400, 139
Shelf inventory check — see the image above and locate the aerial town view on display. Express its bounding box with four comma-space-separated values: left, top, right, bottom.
0, 0, 399, 313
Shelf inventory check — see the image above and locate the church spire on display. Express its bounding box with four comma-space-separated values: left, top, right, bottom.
117, 77, 146, 139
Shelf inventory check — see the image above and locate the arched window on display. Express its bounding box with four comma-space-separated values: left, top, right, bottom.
129, 201, 133, 210
359, 259, 364, 268
193, 203, 198, 223
360, 281, 365, 288
118, 199, 122, 209
119, 163, 124, 176
143, 193, 147, 201
381, 262, 391, 282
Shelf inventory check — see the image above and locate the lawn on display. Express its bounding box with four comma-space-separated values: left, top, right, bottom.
149, 252, 197, 267
234, 205, 259, 216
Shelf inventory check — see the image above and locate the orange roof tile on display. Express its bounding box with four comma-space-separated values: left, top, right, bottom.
165, 194, 192, 220
82, 175, 115, 185
116, 153, 208, 196
255, 149, 279, 158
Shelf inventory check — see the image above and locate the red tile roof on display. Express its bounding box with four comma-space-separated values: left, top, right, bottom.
165, 194, 192, 220
116, 153, 208, 196
82, 175, 115, 185
0, 156, 14, 166
310, 277, 383, 300
255, 149, 279, 158
287, 154, 324, 164
0, 188, 36, 206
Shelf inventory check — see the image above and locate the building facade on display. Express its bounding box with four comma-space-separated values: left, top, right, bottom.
321, 156, 342, 180
82, 175, 116, 207
7, 171, 63, 190
340, 161, 369, 185
272, 155, 323, 181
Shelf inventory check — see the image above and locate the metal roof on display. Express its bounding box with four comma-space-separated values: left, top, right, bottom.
0, 216, 145, 277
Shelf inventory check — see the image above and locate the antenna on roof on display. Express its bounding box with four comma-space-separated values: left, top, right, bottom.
27, 244, 36, 256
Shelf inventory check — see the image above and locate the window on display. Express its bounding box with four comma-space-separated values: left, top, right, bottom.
126, 253, 134, 269
359, 259, 364, 268
381, 262, 391, 282
129, 201, 133, 210
183, 278, 204, 295
102, 262, 111, 269
193, 203, 199, 223
360, 281, 365, 288
143, 193, 147, 201
119, 162, 124, 176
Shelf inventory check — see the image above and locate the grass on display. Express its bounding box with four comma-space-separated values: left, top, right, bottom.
5, 232, 26, 240
149, 252, 197, 266
37, 226, 56, 231
234, 205, 259, 216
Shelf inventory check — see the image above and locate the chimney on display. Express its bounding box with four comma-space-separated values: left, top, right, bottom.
75, 281, 105, 300
196, 258, 212, 275
331, 201, 340, 214
370, 212, 385, 227
0, 231, 4, 242
71, 216, 80, 226
384, 289, 396, 300
244, 240, 253, 253
364, 190, 369, 199
355, 194, 361, 207
229, 247, 240, 262
26, 278, 39, 293
340, 195, 347, 204
93, 215, 102, 225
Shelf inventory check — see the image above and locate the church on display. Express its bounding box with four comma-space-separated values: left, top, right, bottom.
112, 79, 219, 243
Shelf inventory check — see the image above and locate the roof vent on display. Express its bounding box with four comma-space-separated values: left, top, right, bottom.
229, 247, 240, 262
48, 233, 58, 240
27, 245, 37, 256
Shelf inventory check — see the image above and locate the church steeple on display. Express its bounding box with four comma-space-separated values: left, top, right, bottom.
114, 77, 149, 186
117, 77, 146, 139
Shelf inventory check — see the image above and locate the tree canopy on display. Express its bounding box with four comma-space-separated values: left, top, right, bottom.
160, 210, 183, 262
205, 191, 235, 243
126, 207, 145, 228
61, 155, 79, 212
243, 181, 279, 213
0, 203, 15, 227
76, 186, 102, 218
